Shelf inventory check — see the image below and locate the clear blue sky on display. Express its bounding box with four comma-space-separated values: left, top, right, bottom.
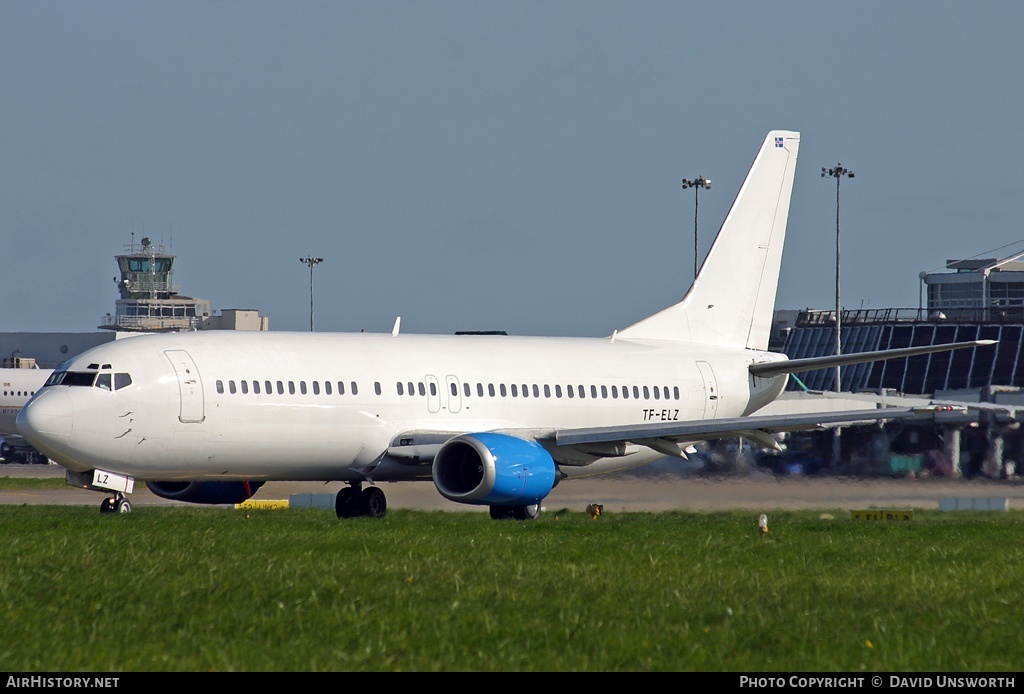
3, 1, 1022, 336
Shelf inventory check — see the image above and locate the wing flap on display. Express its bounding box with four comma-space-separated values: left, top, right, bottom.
555, 407, 947, 449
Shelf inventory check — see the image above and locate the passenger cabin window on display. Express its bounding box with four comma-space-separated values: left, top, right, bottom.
253, 381, 261, 394
374, 382, 381, 396
216, 380, 224, 394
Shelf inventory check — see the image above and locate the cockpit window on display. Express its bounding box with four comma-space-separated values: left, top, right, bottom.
46, 371, 97, 387
44, 369, 133, 390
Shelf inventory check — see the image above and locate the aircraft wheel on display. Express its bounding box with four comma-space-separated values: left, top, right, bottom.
361, 487, 387, 518
100, 497, 116, 514
116, 498, 132, 514
513, 503, 541, 521
335, 487, 358, 518
489, 505, 516, 520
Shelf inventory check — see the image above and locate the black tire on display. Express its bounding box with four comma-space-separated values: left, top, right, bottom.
100, 498, 115, 514
361, 487, 387, 518
489, 505, 516, 520
512, 503, 542, 521
335, 487, 357, 518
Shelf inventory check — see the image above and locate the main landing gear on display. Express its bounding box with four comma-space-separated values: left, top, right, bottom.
489, 503, 541, 520
335, 482, 387, 519
99, 492, 132, 514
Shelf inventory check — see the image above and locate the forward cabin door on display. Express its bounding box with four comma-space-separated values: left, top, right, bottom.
164, 349, 205, 423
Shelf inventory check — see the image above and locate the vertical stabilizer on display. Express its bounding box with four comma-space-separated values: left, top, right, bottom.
617, 130, 800, 349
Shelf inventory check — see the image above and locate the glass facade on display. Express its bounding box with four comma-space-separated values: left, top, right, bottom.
781, 319, 1018, 395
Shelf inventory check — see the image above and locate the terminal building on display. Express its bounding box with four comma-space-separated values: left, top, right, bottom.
765, 252, 1024, 481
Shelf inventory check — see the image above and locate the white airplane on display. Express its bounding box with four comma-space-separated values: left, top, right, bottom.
16, 130, 992, 517
1, 366, 53, 464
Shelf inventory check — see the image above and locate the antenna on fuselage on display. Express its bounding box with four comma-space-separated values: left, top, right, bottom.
392, 317, 401, 337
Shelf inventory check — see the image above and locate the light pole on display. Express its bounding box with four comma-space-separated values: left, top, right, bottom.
682, 175, 711, 280
821, 163, 854, 391
299, 256, 324, 332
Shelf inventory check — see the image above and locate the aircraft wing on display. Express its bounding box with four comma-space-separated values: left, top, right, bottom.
793, 390, 1022, 418
552, 405, 960, 460
385, 405, 960, 467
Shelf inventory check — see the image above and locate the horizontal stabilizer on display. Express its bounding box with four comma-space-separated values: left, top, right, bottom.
749, 340, 996, 379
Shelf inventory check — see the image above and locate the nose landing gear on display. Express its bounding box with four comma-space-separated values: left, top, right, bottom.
99, 492, 132, 514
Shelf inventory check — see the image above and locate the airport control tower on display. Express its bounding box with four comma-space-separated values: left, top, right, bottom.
99, 236, 211, 332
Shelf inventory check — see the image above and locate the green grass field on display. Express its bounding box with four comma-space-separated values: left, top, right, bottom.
1, 505, 1021, 672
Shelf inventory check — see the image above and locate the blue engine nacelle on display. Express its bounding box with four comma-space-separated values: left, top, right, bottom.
145, 480, 265, 505
432, 433, 558, 507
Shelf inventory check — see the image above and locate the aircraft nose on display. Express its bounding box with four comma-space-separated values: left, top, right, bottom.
16, 389, 73, 454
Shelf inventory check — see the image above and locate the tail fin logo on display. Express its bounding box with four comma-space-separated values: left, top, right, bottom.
775, 137, 784, 147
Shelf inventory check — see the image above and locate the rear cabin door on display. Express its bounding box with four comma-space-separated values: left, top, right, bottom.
696, 360, 719, 420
